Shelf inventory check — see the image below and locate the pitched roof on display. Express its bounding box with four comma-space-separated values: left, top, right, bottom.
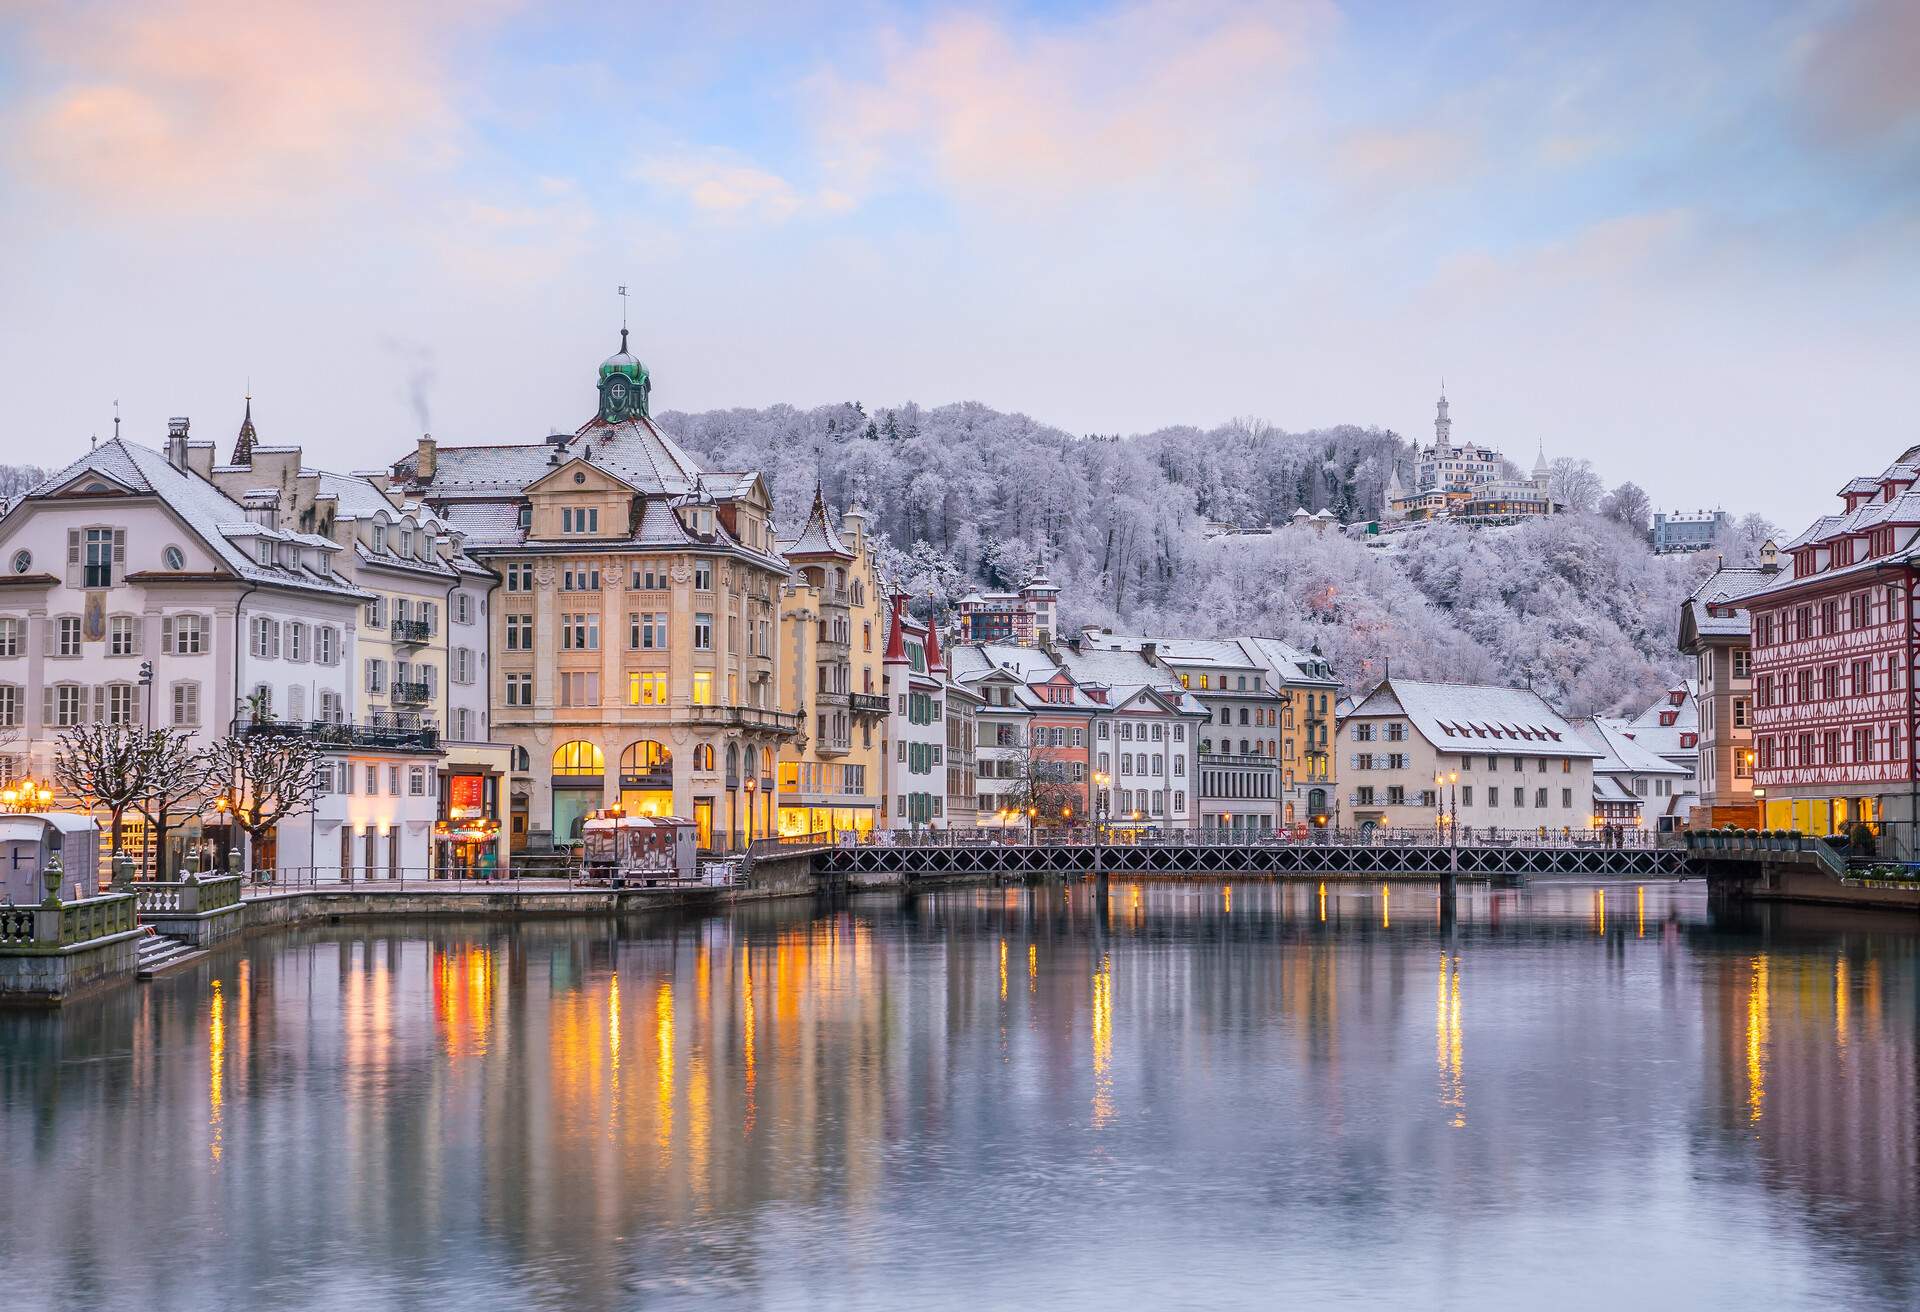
1575, 716, 1691, 776
781, 487, 853, 558
1347, 678, 1600, 758
23, 439, 365, 599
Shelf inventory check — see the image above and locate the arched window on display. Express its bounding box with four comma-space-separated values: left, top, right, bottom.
512, 745, 530, 772
552, 741, 603, 775
760, 746, 773, 774
619, 740, 671, 785
851, 579, 864, 606
693, 744, 715, 771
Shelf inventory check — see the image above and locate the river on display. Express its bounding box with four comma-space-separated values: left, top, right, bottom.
1, 879, 1914, 1310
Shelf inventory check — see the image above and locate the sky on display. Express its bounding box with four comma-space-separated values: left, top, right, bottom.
1, 0, 1916, 530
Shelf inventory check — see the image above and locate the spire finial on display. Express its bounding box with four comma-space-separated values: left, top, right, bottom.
617, 284, 629, 333
112, 398, 120, 441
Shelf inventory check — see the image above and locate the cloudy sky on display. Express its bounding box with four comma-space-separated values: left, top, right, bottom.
1, 0, 1915, 528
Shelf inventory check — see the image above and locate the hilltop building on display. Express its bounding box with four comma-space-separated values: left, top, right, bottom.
953, 574, 1059, 647
1652, 509, 1731, 554
1385, 390, 1559, 525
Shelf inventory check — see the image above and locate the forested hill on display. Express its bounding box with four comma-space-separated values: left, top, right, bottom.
661, 401, 1404, 617
662, 401, 1767, 717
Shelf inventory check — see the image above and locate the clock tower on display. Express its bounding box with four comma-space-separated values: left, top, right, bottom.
597, 329, 651, 422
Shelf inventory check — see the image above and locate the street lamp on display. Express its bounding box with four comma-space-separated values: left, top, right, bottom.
1092, 771, 1110, 840
1027, 805, 1038, 844
744, 776, 757, 848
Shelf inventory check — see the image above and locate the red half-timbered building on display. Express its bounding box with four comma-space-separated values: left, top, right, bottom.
1747, 445, 1920, 855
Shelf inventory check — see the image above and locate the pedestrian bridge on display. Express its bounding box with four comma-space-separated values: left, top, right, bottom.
798, 830, 1694, 883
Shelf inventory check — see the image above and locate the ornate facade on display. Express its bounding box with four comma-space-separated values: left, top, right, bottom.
388, 336, 796, 852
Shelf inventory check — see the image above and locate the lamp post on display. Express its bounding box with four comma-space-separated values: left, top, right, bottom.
1448, 770, 1459, 848
1027, 805, 1037, 844
744, 775, 757, 849
1092, 771, 1110, 841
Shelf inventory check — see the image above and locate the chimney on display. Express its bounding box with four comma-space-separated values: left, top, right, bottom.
243, 488, 280, 528
166, 417, 190, 471
1758, 539, 1781, 573
415, 433, 436, 483
1140, 640, 1158, 666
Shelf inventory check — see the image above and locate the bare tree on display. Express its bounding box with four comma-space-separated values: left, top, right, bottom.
1003, 735, 1084, 830
126, 731, 217, 879
1547, 457, 1605, 515
54, 724, 194, 856
1598, 481, 1653, 536
205, 730, 329, 871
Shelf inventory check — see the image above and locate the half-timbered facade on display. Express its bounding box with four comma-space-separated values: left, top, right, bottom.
1747, 446, 1920, 854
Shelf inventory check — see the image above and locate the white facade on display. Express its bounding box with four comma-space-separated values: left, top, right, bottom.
1341, 678, 1601, 834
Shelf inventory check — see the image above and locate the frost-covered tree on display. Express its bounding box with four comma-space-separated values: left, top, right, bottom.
206, 731, 329, 872
1547, 458, 1605, 514
53, 723, 194, 855
1599, 482, 1653, 537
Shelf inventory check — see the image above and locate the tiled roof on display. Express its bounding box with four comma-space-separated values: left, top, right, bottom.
1348, 678, 1601, 758
634, 498, 692, 547
1576, 716, 1691, 776
781, 489, 853, 558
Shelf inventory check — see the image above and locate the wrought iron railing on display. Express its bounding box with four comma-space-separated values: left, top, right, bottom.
850, 693, 889, 716
391, 619, 432, 644
245, 718, 440, 751
392, 681, 432, 705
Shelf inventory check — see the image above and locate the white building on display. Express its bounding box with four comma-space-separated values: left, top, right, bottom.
1575, 715, 1694, 830
1340, 678, 1600, 834
881, 594, 949, 829
0, 424, 454, 880
1610, 680, 1702, 829
1055, 640, 1207, 831
1387, 390, 1559, 525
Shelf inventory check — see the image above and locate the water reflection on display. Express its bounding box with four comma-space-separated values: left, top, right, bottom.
0, 882, 1913, 1310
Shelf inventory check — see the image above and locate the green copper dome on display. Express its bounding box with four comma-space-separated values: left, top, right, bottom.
596, 328, 652, 421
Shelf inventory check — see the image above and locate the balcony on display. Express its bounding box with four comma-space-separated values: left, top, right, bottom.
817, 690, 850, 708
817, 736, 851, 759
392, 681, 432, 705
850, 692, 888, 717
1198, 752, 1280, 769
684, 704, 803, 734
391, 619, 432, 645
243, 718, 441, 752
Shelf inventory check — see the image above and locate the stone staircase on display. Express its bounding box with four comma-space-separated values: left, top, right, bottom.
135, 931, 207, 979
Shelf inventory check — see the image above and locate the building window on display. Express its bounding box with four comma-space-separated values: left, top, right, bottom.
107, 615, 138, 657
694, 561, 712, 591
506, 563, 533, 592
505, 672, 532, 706
691, 671, 713, 705
629, 671, 668, 706
559, 671, 600, 707
693, 613, 713, 650
0, 685, 16, 727
55, 616, 82, 657
1732, 697, 1749, 729
561, 613, 599, 651
83, 527, 119, 588
506, 614, 534, 651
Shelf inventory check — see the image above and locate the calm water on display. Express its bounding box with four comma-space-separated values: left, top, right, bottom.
1, 880, 1915, 1311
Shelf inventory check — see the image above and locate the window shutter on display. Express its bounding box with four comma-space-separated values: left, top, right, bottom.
43, 687, 54, 725
66, 529, 79, 587
42, 620, 53, 657
112, 529, 126, 563
91, 685, 106, 723
288, 685, 305, 721
269, 622, 281, 658
424, 601, 438, 633
364, 658, 375, 692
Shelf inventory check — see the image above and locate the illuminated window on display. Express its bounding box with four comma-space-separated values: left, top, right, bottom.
551, 740, 604, 775
691, 671, 713, 705
628, 671, 668, 706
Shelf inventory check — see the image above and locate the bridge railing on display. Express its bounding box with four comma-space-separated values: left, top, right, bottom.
1683, 829, 1848, 877
850, 826, 1684, 852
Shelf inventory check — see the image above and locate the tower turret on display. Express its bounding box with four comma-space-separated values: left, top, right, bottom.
1433, 385, 1452, 453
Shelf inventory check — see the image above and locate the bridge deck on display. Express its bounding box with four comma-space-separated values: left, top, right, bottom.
814, 839, 1693, 882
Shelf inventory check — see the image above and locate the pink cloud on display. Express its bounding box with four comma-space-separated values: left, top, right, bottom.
1798, 0, 1920, 141
5, 0, 509, 210
810, 2, 1334, 209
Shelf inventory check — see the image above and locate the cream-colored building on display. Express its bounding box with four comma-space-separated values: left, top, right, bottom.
1340, 677, 1600, 835
211, 413, 515, 873
387, 334, 797, 852
775, 492, 888, 839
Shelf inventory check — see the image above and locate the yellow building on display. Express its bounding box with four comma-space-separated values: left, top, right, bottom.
775, 493, 888, 839
387, 334, 797, 853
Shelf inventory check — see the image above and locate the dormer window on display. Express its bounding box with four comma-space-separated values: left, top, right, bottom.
1680, 733, 1698, 749
517, 505, 532, 531
256, 540, 273, 566
561, 506, 598, 534
1659, 710, 1678, 726
372, 524, 387, 553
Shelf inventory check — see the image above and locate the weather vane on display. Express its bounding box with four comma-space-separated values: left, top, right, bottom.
617, 285, 628, 332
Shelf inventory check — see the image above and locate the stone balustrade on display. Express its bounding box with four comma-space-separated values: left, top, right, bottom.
132, 875, 243, 918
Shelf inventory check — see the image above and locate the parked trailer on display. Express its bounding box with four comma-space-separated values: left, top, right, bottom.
579, 813, 697, 885
0, 812, 100, 905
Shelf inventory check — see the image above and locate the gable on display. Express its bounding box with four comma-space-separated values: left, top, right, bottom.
41, 467, 142, 499
525, 457, 639, 498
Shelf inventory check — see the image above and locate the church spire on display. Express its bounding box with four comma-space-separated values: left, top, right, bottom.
231, 392, 258, 465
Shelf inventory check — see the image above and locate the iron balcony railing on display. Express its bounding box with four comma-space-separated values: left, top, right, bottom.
392, 681, 432, 705
850, 693, 889, 716
391, 619, 432, 645
1198, 752, 1280, 769
244, 717, 441, 751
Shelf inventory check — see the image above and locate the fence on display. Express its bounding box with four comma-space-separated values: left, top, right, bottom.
841, 826, 1685, 852
0, 892, 138, 947
131, 875, 243, 916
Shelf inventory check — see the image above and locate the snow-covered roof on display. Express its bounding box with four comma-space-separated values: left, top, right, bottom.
1593, 776, 1641, 804
22, 439, 367, 600
1055, 647, 1206, 715
1576, 716, 1691, 776
1346, 678, 1601, 758
780, 489, 852, 559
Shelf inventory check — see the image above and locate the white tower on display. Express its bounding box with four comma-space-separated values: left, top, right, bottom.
1434, 385, 1453, 454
